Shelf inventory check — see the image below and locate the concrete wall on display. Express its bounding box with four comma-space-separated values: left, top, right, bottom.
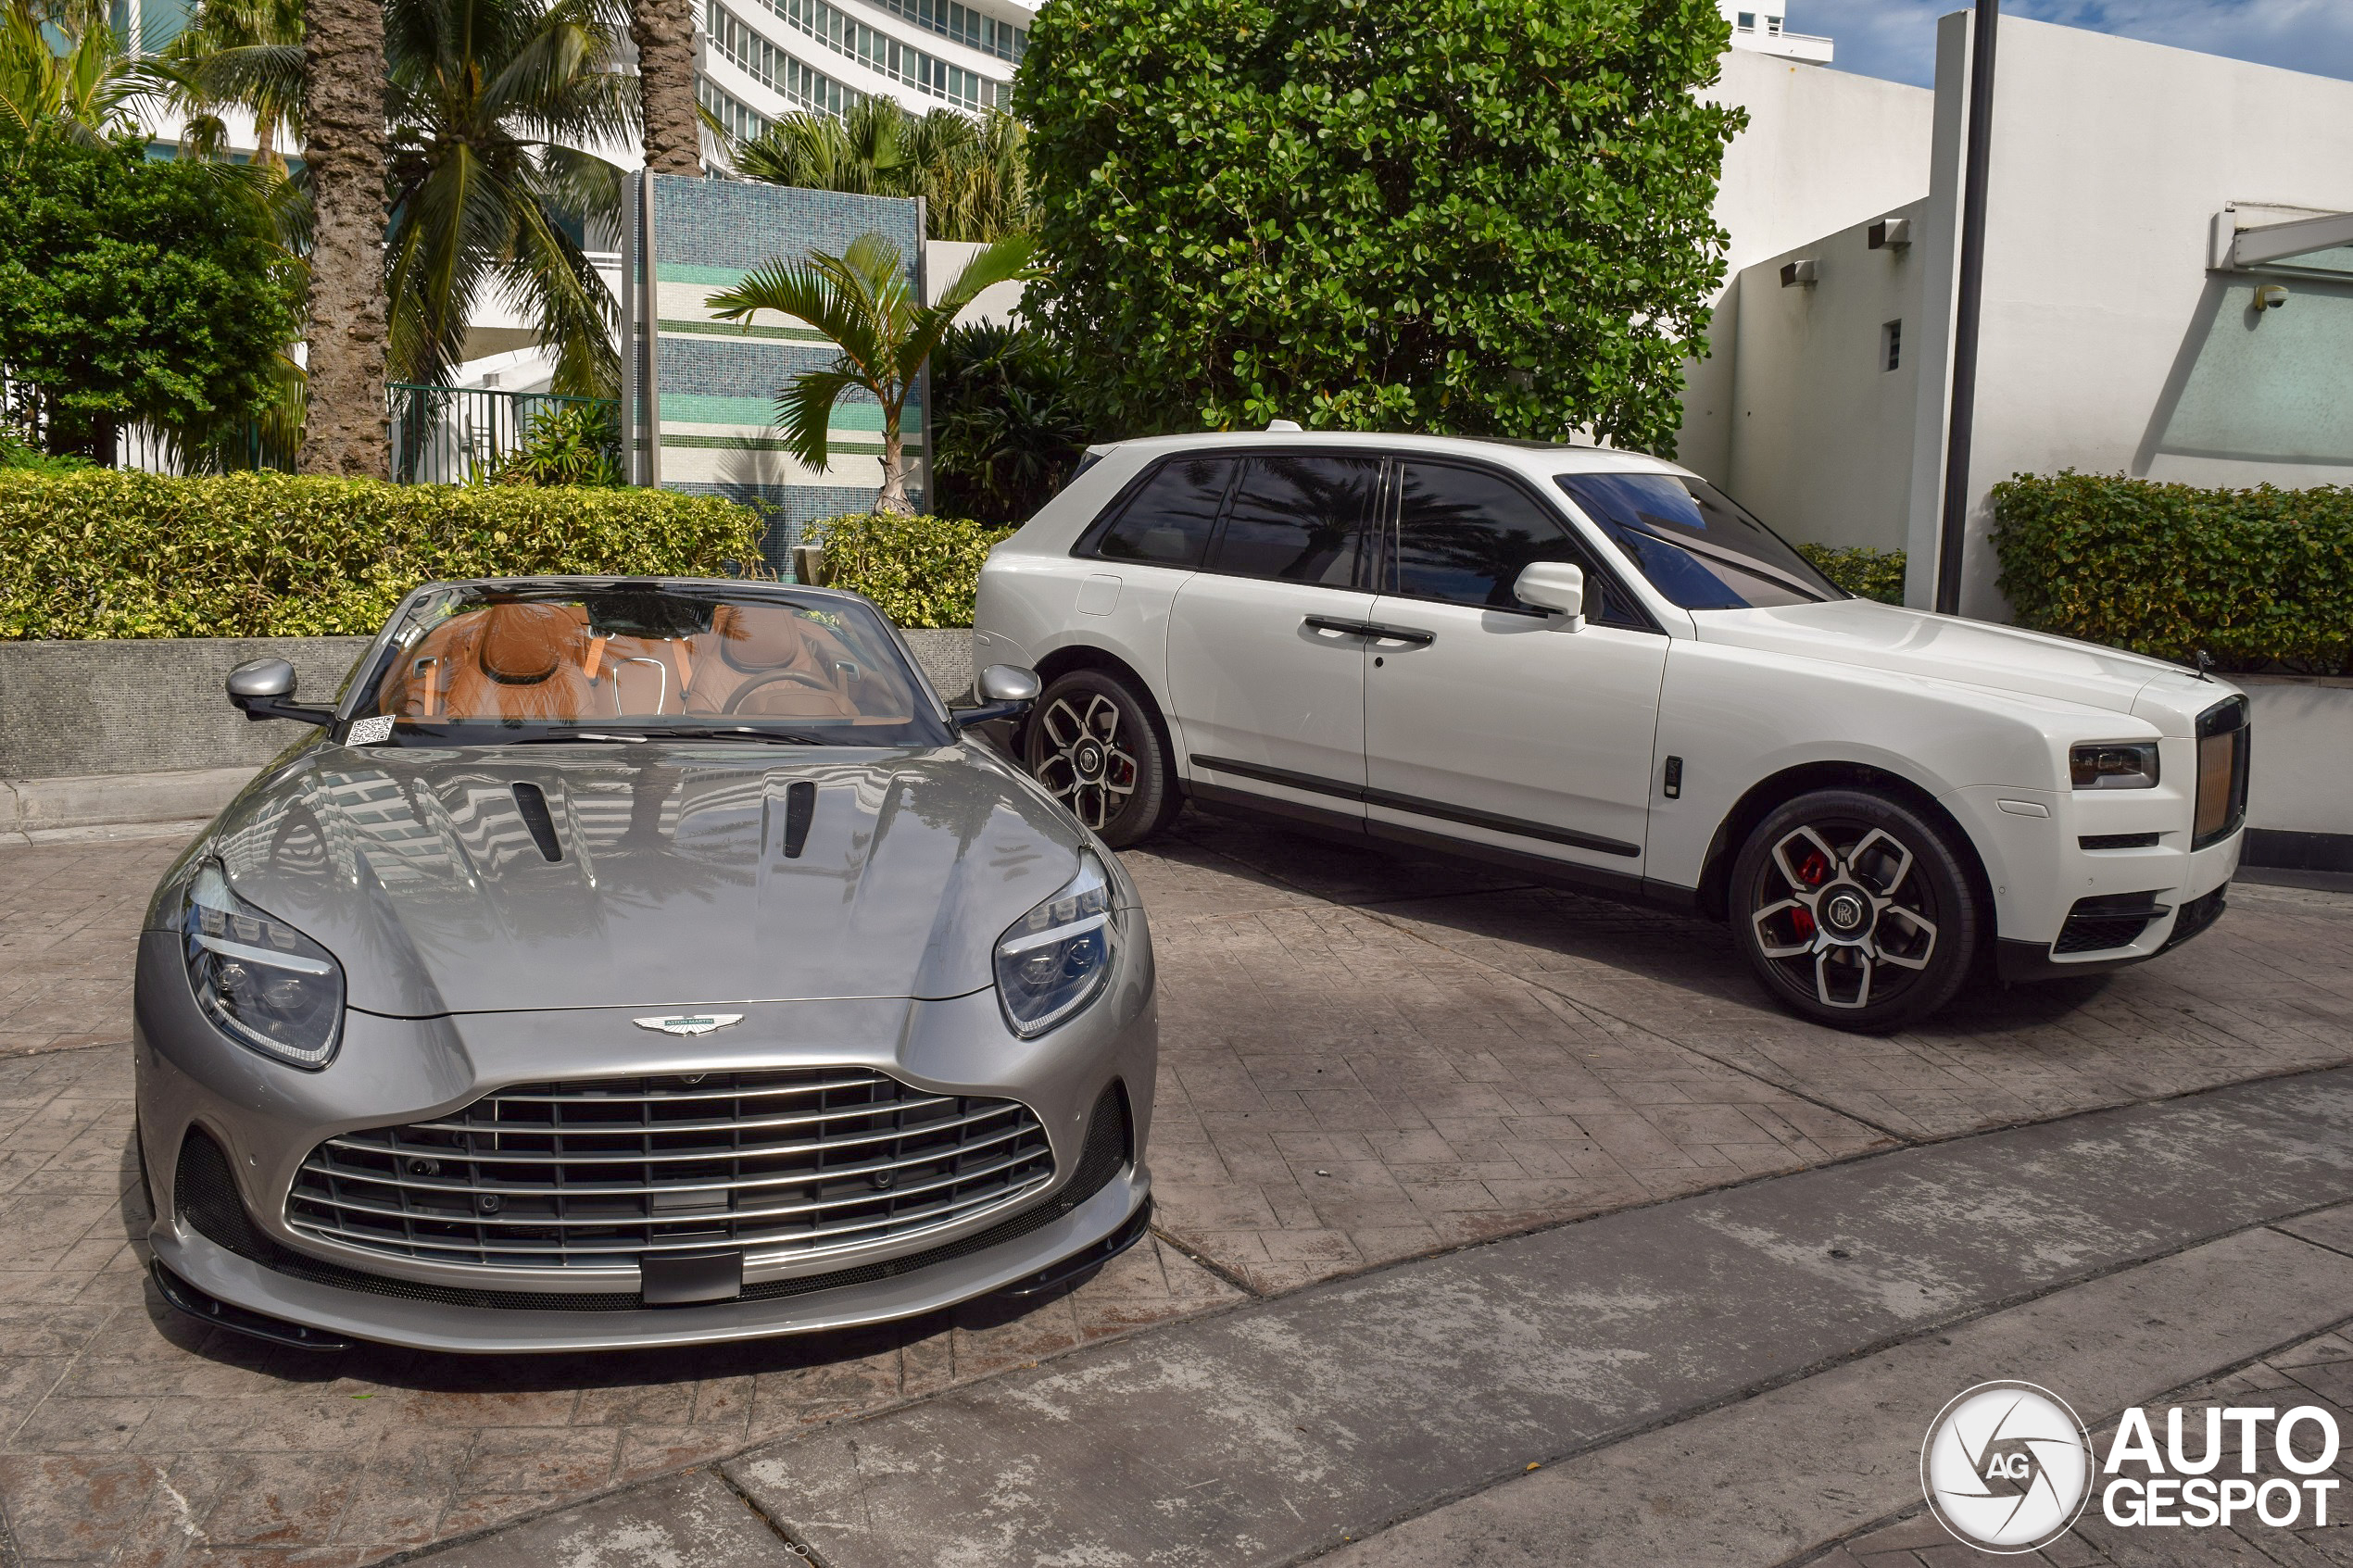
0, 637, 377, 782
1680, 50, 1936, 484
1901, 17, 2353, 616
1725, 200, 1927, 550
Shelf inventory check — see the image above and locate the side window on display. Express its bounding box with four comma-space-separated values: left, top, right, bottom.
1203, 455, 1381, 588
1086, 456, 1235, 569
1393, 461, 1643, 627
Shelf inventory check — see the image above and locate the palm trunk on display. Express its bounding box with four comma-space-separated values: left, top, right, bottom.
874, 400, 912, 514
296, 0, 391, 476
632, 0, 701, 176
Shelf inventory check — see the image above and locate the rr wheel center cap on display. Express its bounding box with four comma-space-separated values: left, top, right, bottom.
1075, 743, 1104, 780
1821, 889, 1870, 935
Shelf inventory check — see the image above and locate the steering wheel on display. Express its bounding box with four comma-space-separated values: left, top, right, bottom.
723, 669, 837, 715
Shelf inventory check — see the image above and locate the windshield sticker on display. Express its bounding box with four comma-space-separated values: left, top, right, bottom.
346, 716, 396, 746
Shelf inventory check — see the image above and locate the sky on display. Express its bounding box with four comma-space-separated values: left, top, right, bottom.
1789, 0, 2353, 88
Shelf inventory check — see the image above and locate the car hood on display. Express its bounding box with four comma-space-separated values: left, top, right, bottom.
191, 742, 1092, 1017
1691, 599, 2190, 717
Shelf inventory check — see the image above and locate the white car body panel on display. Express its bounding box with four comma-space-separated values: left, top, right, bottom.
974, 431, 2247, 981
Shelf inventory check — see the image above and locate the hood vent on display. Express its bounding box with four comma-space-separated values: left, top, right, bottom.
782, 780, 816, 859
510, 782, 562, 862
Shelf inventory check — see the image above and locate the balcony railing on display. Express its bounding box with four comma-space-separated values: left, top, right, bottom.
388, 383, 620, 485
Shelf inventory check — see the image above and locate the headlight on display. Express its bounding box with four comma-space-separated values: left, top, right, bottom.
179, 861, 344, 1068
995, 851, 1118, 1038
2070, 741, 2159, 790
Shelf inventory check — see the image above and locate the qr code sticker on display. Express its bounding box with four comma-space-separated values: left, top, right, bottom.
347, 715, 396, 746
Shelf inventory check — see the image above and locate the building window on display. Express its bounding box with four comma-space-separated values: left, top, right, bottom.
1766, 13, 1782, 32
1881, 320, 1902, 372
1736, 10, 1755, 28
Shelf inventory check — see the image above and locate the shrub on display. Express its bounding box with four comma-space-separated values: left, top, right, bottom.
1015, 0, 1743, 450
1796, 544, 1906, 606
930, 321, 1089, 527
809, 511, 1010, 628
0, 470, 763, 639
491, 402, 625, 488
1990, 472, 2353, 675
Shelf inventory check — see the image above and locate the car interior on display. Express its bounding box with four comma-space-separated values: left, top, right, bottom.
371, 597, 924, 725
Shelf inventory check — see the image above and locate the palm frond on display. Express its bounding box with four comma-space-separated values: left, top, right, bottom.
776, 367, 863, 471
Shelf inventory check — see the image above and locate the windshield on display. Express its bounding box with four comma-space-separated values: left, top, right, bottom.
351, 583, 950, 747
1554, 472, 1843, 609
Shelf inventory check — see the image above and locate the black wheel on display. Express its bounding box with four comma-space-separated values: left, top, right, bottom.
1731, 787, 1982, 1031
1025, 668, 1180, 847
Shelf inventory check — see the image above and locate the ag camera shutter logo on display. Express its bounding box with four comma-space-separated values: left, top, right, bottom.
1920, 1381, 2095, 1552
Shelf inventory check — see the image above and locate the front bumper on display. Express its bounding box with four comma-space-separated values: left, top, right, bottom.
1944, 780, 2243, 982
133, 920, 1156, 1353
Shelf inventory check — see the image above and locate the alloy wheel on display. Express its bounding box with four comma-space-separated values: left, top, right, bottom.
1034, 692, 1140, 832
1749, 821, 1941, 1010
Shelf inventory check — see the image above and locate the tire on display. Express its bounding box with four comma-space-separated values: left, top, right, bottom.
1025, 668, 1180, 847
1730, 787, 1983, 1032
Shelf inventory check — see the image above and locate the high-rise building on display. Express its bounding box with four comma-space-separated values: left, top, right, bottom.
1717, 1, 1832, 64
697, 0, 1037, 143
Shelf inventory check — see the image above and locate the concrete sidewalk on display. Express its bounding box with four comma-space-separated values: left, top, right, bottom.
409, 1065, 2353, 1568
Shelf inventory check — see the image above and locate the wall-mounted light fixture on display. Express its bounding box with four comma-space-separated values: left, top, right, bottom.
1780, 259, 1818, 287
1868, 218, 1912, 250
2253, 283, 2290, 315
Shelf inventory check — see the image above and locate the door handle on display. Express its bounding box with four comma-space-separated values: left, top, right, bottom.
1360, 621, 1435, 646
1302, 615, 1375, 638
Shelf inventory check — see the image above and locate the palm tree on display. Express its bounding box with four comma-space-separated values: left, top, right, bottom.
0, 0, 150, 144
630, 0, 698, 175
707, 231, 1035, 514
158, 0, 303, 168
297, 0, 392, 475
382, 0, 635, 395
733, 100, 1033, 243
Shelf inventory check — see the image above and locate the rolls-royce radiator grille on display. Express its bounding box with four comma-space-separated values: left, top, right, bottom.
284, 1068, 1055, 1270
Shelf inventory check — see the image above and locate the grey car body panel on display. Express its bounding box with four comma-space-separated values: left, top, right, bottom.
160, 741, 1095, 1017
134, 578, 1157, 1350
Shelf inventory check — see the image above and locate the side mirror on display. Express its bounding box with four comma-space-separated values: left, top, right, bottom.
1514, 561, 1586, 630
227, 658, 334, 727
955, 664, 1042, 728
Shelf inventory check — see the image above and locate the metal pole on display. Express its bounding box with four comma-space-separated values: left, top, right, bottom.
1935, 0, 1999, 618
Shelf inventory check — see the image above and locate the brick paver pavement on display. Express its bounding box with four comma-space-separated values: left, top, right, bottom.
3, 810, 2349, 1565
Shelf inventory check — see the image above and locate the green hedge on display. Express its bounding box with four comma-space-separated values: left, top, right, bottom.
809, 511, 1011, 629
0, 470, 764, 639
1796, 544, 1906, 606
1991, 472, 2353, 674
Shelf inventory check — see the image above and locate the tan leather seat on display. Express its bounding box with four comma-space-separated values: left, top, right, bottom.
686, 604, 860, 720
430, 604, 594, 721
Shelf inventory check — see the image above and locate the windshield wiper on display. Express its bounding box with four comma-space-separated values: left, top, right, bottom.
635, 726, 836, 746
506, 731, 650, 745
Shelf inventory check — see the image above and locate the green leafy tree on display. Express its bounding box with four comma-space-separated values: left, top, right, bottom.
1013, 0, 1743, 450
0, 0, 151, 144
0, 132, 300, 460
930, 321, 1088, 525
707, 231, 1036, 514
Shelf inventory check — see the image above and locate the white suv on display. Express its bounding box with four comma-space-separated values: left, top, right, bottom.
972, 433, 2247, 1029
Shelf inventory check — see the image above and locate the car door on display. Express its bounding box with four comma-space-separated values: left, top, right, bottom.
1362, 458, 1669, 875
1165, 452, 1384, 822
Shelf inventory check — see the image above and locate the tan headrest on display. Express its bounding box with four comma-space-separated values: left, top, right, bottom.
714, 603, 812, 672
479, 604, 579, 684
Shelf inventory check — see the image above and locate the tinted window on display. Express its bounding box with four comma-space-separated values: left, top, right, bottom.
1205, 456, 1380, 587
1555, 472, 1843, 609
1088, 456, 1234, 568
1393, 461, 1642, 626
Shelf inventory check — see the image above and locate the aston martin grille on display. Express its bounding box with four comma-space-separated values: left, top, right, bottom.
284, 1068, 1054, 1270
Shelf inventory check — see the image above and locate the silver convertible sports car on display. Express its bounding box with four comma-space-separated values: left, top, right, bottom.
134, 577, 1155, 1353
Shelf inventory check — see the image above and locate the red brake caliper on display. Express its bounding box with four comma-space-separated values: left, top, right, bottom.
1792, 850, 1830, 939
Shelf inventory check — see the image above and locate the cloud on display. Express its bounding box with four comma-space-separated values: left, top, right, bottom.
1788, 0, 2353, 89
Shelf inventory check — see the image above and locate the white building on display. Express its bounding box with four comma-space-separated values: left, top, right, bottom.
696, 0, 1036, 143
1717, 0, 1831, 65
